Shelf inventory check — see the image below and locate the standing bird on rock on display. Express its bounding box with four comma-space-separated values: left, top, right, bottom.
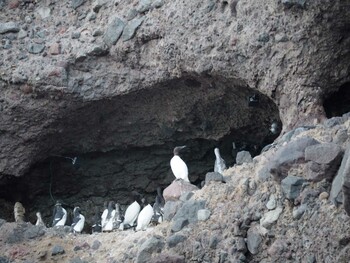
120, 191, 142, 230
102, 201, 116, 232
170, 145, 189, 182
214, 147, 227, 175
152, 187, 165, 224
136, 203, 154, 231
52, 200, 67, 227
35, 212, 45, 227
71, 206, 85, 234
91, 206, 102, 233
100, 201, 108, 230
112, 203, 123, 230
14, 202, 25, 223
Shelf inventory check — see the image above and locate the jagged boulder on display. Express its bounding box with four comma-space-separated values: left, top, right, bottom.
330, 145, 350, 205
281, 175, 305, 200
163, 180, 199, 202
304, 143, 343, 182
268, 137, 319, 181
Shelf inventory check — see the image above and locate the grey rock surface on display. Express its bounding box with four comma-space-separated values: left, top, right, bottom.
163, 201, 183, 221
247, 225, 262, 255
205, 172, 224, 184
269, 137, 319, 181
0, 22, 19, 34
136, 236, 164, 263
236, 151, 253, 165
52, 245, 65, 256
330, 145, 350, 205
281, 176, 305, 200
197, 209, 211, 221
167, 234, 187, 248
103, 17, 125, 46
172, 199, 206, 224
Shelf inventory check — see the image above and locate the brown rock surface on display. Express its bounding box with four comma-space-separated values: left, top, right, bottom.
163, 180, 198, 202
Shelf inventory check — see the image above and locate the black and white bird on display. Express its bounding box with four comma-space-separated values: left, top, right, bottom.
112, 203, 123, 230
100, 201, 108, 231
52, 200, 67, 227
152, 187, 165, 224
35, 212, 45, 227
136, 203, 154, 231
270, 121, 279, 134
102, 201, 116, 232
71, 206, 85, 234
91, 206, 102, 233
120, 192, 142, 230
214, 147, 227, 174
170, 146, 189, 182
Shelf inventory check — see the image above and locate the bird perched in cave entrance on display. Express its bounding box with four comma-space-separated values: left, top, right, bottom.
120, 191, 142, 230
102, 201, 116, 232
270, 121, 279, 135
136, 202, 154, 231
35, 212, 45, 227
152, 187, 165, 224
214, 147, 227, 175
52, 200, 67, 227
100, 201, 108, 230
112, 203, 123, 230
71, 206, 85, 234
91, 206, 102, 233
170, 145, 189, 182
14, 202, 26, 223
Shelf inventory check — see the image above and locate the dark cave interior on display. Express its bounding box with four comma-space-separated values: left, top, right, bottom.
323, 82, 350, 118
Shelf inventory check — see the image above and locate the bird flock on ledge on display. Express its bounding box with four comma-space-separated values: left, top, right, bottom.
14, 146, 227, 234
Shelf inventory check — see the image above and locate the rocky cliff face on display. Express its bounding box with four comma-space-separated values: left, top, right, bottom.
1, 115, 350, 263
0, 0, 349, 230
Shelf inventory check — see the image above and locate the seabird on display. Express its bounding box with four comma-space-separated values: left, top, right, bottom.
101, 201, 108, 231
14, 202, 25, 223
248, 94, 259, 106
214, 147, 227, 174
170, 146, 189, 182
35, 212, 45, 227
91, 206, 102, 233
136, 204, 154, 231
270, 121, 279, 134
71, 206, 85, 234
102, 201, 116, 232
52, 200, 67, 227
152, 187, 165, 224
112, 203, 123, 230
120, 192, 142, 230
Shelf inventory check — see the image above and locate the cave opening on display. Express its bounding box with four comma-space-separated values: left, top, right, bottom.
0, 74, 281, 228
323, 82, 350, 118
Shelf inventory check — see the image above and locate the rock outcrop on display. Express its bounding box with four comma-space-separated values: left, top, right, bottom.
1, 116, 350, 262
0, 0, 349, 224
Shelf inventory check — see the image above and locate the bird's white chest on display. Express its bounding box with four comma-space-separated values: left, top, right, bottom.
124, 201, 141, 225
73, 214, 85, 233
170, 156, 188, 180
136, 204, 154, 231
55, 208, 67, 226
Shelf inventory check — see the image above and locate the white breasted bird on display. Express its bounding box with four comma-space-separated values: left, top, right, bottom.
52, 200, 67, 227
152, 187, 165, 224
35, 212, 45, 227
214, 147, 226, 174
136, 204, 154, 231
92, 206, 102, 233
102, 201, 116, 232
71, 206, 85, 234
170, 146, 189, 182
120, 191, 142, 230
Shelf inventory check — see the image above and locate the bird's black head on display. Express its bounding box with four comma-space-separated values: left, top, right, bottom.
173, 145, 187, 155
